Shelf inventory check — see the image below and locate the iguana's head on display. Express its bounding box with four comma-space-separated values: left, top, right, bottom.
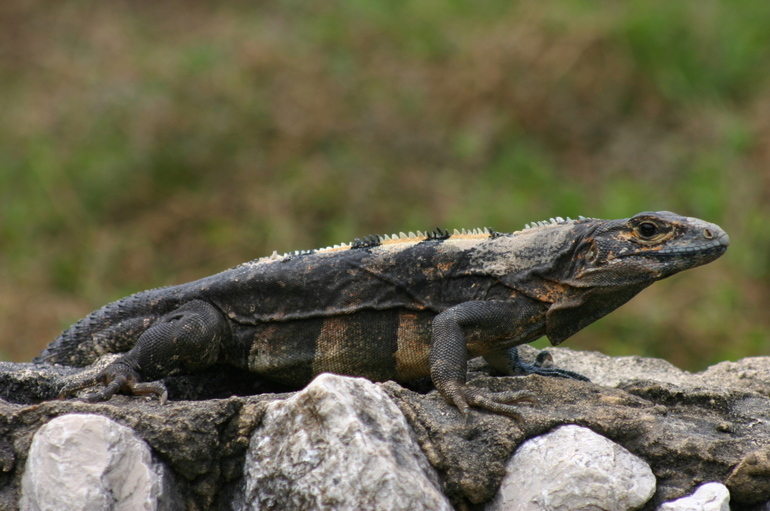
568, 211, 729, 286
538, 211, 729, 345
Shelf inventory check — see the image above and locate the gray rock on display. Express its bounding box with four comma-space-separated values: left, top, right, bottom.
536, 345, 770, 394
19, 414, 176, 511
525, 345, 693, 388
725, 446, 770, 506
657, 482, 730, 511
0, 391, 263, 510
2, 348, 770, 510
388, 348, 770, 508
235, 373, 451, 511
487, 424, 655, 511
0, 361, 82, 403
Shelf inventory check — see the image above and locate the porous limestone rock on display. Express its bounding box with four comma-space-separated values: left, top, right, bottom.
235, 373, 451, 511
487, 424, 656, 511
19, 413, 176, 511
2, 349, 770, 510
725, 446, 770, 506
657, 482, 730, 511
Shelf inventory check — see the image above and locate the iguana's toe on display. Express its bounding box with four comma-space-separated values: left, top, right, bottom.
58, 362, 167, 404
58, 375, 110, 400
441, 381, 538, 421
464, 388, 538, 420
129, 381, 169, 404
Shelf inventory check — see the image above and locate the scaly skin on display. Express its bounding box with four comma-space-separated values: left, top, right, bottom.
36, 211, 729, 418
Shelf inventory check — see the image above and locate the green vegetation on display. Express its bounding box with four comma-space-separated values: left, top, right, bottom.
1, 0, 768, 370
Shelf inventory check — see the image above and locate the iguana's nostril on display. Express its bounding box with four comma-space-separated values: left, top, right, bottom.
704, 229, 714, 239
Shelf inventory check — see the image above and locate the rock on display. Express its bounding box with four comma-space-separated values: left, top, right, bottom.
235, 373, 451, 511
726, 447, 770, 506
487, 425, 655, 511
529, 345, 693, 388
19, 414, 177, 511
0, 361, 81, 404
386, 348, 770, 508
2, 349, 770, 510
0, 390, 262, 510
657, 482, 730, 511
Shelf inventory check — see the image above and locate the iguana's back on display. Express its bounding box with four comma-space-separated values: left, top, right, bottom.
37, 225, 576, 367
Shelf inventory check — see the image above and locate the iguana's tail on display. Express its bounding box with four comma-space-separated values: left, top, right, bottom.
34, 289, 183, 367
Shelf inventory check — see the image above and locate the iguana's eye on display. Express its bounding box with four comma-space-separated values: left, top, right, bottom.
637, 222, 658, 238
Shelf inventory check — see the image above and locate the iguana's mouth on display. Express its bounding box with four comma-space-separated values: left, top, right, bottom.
619, 228, 729, 259
605, 243, 728, 282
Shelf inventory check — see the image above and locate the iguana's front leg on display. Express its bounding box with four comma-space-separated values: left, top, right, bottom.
430, 301, 539, 419
59, 300, 229, 402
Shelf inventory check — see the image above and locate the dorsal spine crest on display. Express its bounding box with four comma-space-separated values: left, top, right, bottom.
265, 224, 511, 261
521, 215, 597, 231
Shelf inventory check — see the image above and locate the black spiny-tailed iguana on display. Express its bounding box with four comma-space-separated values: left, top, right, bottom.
34, 211, 729, 418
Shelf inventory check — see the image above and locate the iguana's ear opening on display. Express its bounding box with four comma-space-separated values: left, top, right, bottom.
545, 285, 649, 346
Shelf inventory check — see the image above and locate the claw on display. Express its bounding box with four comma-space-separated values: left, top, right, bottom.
441, 382, 538, 421
58, 375, 110, 400
465, 390, 531, 421
491, 390, 539, 406
130, 381, 169, 404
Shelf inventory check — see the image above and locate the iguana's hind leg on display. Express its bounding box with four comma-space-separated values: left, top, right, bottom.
483, 346, 590, 381
59, 300, 229, 403
430, 301, 540, 420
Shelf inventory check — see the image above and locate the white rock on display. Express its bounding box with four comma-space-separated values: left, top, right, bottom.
20, 414, 173, 511
488, 424, 656, 511
236, 373, 452, 511
657, 482, 730, 511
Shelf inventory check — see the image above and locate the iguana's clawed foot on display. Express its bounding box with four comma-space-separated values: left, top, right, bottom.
58, 362, 168, 404
441, 382, 538, 421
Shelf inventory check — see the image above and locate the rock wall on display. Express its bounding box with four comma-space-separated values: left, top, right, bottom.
1, 346, 769, 510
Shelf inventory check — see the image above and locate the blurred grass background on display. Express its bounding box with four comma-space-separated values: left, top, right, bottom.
1, 0, 768, 370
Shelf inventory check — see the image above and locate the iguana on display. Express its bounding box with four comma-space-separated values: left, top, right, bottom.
35, 211, 729, 417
